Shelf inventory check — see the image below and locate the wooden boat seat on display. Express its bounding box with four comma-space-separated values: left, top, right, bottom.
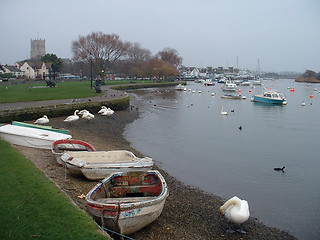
96, 196, 156, 204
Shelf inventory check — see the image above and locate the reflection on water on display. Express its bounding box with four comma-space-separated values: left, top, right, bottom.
125, 80, 320, 240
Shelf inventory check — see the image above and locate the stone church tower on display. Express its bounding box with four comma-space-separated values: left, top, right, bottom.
30, 39, 46, 61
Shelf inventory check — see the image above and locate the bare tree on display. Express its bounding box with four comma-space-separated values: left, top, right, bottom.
72, 32, 130, 79
128, 42, 152, 63
156, 48, 182, 67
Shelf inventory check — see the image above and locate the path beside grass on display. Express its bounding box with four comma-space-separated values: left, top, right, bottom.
0, 139, 109, 240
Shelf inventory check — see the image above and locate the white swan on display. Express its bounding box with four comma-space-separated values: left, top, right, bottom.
221, 106, 227, 115
63, 110, 79, 122
101, 108, 114, 116
98, 106, 107, 114
79, 109, 95, 120
220, 196, 250, 234
34, 115, 49, 124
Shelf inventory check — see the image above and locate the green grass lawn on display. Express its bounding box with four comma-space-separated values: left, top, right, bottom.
0, 139, 109, 239
0, 79, 159, 103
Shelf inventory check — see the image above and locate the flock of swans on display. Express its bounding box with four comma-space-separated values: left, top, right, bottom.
34, 106, 114, 124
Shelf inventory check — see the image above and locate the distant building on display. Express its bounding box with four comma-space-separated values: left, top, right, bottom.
0, 64, 24, 78
18, 61, 52, 80
30, 39, 46, 61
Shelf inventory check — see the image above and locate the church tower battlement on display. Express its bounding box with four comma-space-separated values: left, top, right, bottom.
30, 39, 46, 61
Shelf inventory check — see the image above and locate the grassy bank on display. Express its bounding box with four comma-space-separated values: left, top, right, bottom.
0, 79, 175, 103
0, 139, 109, 240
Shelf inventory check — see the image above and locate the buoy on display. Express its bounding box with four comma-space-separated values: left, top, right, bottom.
238, 89, 241, 93
310, 95, 314, 99
269, 88, 272, 90
290, 88, 295, 92
249, 89, 252, 93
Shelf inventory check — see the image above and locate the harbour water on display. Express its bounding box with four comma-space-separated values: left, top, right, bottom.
125, 79, 320, 240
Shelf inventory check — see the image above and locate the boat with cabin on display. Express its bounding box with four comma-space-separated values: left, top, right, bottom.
252, 91, 287, 104
222, 81, 237, 91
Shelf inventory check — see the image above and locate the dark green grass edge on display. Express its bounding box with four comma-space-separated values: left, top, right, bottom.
0, 139, 109, 239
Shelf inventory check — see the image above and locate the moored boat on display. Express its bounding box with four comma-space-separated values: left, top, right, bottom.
252, 91, 287, 104
52, 139, 96, 166
175, 84, 185, 91
86, 170, 169, 235
12, 121, 69, 134
60, 150, 154, 180
221, 94, 245, 100
0, 124, 72, 149
222, 81, 237, 91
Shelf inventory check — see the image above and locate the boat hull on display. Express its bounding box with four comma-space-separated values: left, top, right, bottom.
61, 150, 154, 180
0, 125, 72, 149
86, 171, 169, 235
253, 95, 286, 104
12, 121, 69, 134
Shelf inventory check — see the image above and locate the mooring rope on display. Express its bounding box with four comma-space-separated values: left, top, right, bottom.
100, 227, 137, 240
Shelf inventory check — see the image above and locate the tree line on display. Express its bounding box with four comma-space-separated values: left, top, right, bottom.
71, 32, 182, 80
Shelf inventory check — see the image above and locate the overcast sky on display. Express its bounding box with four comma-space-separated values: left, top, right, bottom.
1, 0, 319, 72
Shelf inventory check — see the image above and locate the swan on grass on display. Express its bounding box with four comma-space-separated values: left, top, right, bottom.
79, 109, 95, 120
64, 110, 79, 122
34, 115, 49, 124
220, 196, 250, 234
221, 106, 227, 115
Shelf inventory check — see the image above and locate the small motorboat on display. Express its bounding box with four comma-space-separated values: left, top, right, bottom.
253, 91, 287, 104
0, 124, 72, 149
86, 170, 169, 235
222, 81, 237, 92
175, 84, 185, 91
52, 139, 96, 166
60, 150, 154, 180
221, 94, 244, 100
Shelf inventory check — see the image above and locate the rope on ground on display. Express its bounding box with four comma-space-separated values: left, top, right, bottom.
101, 226, 137, 240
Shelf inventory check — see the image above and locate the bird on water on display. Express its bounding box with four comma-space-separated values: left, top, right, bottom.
274, 166, 285, 171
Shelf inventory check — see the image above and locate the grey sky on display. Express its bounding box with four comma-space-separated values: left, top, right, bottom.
1, 0, 319, 72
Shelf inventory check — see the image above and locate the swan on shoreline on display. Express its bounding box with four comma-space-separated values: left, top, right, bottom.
101, 108, 114, 116
34, 115, 49, 124
220, 196, 250, 234
79, 109, 95, 120
98, 106, 107, 114
64, 110, 79, 122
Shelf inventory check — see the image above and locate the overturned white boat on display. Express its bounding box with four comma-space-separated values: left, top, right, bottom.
60, 150, 154, 180
0, 124, 72, 149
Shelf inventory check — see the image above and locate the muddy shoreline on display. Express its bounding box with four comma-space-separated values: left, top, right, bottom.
16, 108, 296, 239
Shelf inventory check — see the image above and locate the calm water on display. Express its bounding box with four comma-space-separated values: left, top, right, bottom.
125, 79, 320, 240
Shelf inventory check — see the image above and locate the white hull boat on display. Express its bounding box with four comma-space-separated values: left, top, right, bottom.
86, 170, 169, 235
61, 150, 154, 180
52, 139, 96, 166
0, 124, 72, 149
222, 81, 237, 91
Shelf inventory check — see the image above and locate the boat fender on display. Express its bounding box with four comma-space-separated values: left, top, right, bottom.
67, 157, 74, 162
